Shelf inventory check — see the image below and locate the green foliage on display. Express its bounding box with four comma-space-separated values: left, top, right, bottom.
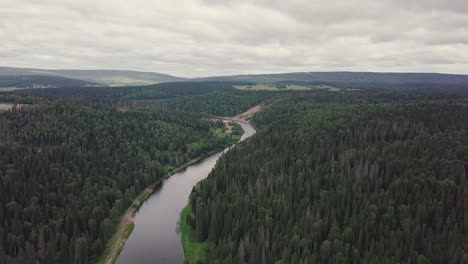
251, 88, 467, 130
2, 81, 468, 264
190, 101, 468, 263
156, 91, 265, 116
0, 75, 96, 89
0, 101, 234, 263
180, 204, 214, 264
7, 81, 279, 117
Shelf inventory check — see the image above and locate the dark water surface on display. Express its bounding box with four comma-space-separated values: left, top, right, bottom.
116, 121, 255, 264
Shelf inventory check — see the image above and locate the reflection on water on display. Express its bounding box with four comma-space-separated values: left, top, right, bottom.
116, 121, 255, 264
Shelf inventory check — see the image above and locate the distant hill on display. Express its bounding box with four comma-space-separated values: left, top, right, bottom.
3, 68, 468, 90
0, 67, 184, 87
194, 71, 468, 85
0, 75, 98, 89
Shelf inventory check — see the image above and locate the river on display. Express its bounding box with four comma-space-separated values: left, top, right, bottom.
116, 121, 256, 264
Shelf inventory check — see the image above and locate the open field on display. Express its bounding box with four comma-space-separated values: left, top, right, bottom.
0, 103, 15, 111
234, 84, 310, 90
0, 103, 25, 111
0, 87, 22, 91
234, 84, 339, 91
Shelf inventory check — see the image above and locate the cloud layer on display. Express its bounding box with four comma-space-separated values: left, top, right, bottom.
1, 0, 467, 77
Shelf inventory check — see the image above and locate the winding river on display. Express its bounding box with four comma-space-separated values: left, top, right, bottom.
116, 121, 256, 264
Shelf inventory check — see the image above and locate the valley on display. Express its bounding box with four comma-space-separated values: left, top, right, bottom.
0, 78, 467, 264
3, 1, 468, 263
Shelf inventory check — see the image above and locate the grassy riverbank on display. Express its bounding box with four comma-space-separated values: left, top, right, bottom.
98, 121, 242, 264
98, 148, 225, 264
97, 223, 135, 264
96, 186, 155, 264
180, 109, 259, 263
180, 204, 214, 264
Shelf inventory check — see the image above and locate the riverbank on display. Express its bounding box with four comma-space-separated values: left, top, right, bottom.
98, 148, 231, 264
98, 121, 243, 264
180, 133, 254, 263
180, 203, 214, 264
100, 105, 261, 264
181, 106, 261, 264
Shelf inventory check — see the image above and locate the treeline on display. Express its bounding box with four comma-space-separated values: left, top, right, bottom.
0, 101, 236, 263
10, 81, 464, 119
156, 91, 273, 117
253, 88, 468, 129
187, 101, 468, 263
4, 82, 278, 117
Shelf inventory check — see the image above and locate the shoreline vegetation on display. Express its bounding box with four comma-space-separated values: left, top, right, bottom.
180, 201, 214, 264
98, 117, 245, 264
98, 149, 222, 264
2, 78, 466, 264
0, 101, 250, 264
181, 102, 467, 263
180, 105, 262, 264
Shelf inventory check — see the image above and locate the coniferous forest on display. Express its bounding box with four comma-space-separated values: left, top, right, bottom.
0, 83, 467, 264
187, 97, 468, 263
3, 1, 468, 263
0, 101, 237, 263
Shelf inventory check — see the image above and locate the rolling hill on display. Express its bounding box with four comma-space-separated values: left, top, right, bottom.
0, 75, 99, 89
0, 67, 184, 87
194, 71, 468, 85
3, 67, 468, 90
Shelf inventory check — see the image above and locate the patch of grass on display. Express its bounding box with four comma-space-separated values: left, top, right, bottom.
96, 184, 157, 264
234, 83, 340, 91
122, 223, 135, 241
285, 84, 313, 90
139, 188, 155, 202
312, 84, 340, 91
97, 126, 241, 264
96, 222, 135, 264
210, 122, 242, 146
234, 84, 312, 91
234, 84, 278, 90
229, 122, 243, 141
112, 223, 135, 261
0, 87, 22, 91
211, 127, 228, 138
180, 204, 214, 264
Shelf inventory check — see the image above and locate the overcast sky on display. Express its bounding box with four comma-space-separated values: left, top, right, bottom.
1, 0, 468, 77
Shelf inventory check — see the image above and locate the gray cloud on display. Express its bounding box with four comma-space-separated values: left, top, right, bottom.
0, 0, 467, 77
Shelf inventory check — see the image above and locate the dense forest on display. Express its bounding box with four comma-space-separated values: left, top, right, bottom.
187, 98, 468, 263
0, 101, 238, 263
1, 82, 275, 117
0, 75, 98, 89
4, 81, 466, 117
1, 82, 468, 264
